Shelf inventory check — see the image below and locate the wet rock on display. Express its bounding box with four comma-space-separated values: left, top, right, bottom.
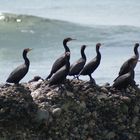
52, 108, 62, 117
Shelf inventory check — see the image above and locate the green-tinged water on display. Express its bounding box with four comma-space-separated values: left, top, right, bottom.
0, 13, 140, 85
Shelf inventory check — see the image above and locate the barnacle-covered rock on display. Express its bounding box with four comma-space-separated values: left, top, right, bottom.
0, 79, 140, 140
0, 84, 37, 138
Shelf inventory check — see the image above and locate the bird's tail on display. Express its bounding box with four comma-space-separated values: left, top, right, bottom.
113, 76, 119, 82
46, 73, 53, 80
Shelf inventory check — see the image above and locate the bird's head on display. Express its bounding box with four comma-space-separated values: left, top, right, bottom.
24, 48, 32, 53
134, 43, 139, 49
81, 45, 87, 50
96, 43, 102, 49
63, 37, 76, 44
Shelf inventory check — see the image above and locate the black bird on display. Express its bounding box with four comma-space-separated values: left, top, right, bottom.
114, 43, 139, 81
46, 37, 75, 80
112, 58, 136, 90
49, 52, 70, 86
6, 48, 32, 84
69, 45, 87, 78
79, 43, 102, 83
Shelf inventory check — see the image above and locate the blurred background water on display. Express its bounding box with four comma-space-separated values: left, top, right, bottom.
0, 0, 140, 85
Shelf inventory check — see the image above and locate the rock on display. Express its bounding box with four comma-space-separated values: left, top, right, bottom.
101, 87, 108, 93
0, 79, 140, 139
105, 131, 116, 139
80, 101, 86, 108
66, 91, 74, 97
97, 93, 108, 100
36, 109, 49, 121
28, 80, 43, 91
52, 108, 62, 117
121, 104, 129, 113
120, 96, 131, 103
31, 89, 41, 99
134, 105, 139, 114
132, 116, 139, 124
87, 137, 93, 140
0, 84, 37, 137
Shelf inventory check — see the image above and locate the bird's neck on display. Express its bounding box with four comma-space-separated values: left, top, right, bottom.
96, 48, 101, 59
65, 58, 70, 73
134, 47, 139, 58
23, 52, 30, 66
63, 41, 70, 52
81, 48, 86, 60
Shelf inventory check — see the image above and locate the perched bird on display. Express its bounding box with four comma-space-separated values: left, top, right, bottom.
79, 43, 102, 83
69, 45, 87, 79
28, 76, 44, 83
49, 52, 70, 86
6, 48, 32, 84
46, 37, 75, 80
112, 58, 136, 90
114, 43, 139, 81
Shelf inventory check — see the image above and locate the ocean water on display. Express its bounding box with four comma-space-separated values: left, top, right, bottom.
0, 0, 140, 85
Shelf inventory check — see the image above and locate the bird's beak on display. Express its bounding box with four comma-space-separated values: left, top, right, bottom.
28, 48, 32, 52
85, 45, 88, 47
72, 39, 76, 41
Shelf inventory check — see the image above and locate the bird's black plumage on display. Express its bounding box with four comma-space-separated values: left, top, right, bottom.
79, 43, 102, 83
69, 45, 87, 78
112, 59, 136, 90
6, 48, 32, 84
49, 52, 70, 86
114, 43, 139, 81
46, 37, 74, 80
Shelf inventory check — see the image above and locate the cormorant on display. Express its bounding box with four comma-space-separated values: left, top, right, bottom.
49, 52, 70, 86
114, 43, 139, 81
6, 48, 32, 84
79, 43, 102, 83
28, 76, 44, 83
46, 37, 75, 80
112, 58, 136, 90
69, 45, 87, 78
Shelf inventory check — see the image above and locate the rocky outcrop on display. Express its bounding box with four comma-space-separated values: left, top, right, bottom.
0, 79, 140, 140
